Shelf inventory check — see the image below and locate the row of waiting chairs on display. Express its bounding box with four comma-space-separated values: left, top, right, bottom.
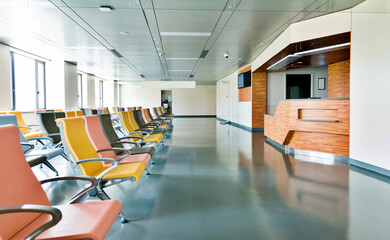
0, 106, 173, 239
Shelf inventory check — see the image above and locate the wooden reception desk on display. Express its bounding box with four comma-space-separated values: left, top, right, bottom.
264, 99, 350, 156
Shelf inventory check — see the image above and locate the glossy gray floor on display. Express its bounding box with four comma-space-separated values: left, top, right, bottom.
34, 118, 390, 240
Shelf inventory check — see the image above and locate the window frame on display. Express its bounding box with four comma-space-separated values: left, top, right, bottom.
10, 52, 46, 110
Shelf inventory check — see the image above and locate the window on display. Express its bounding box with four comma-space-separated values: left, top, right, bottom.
11, 52, 46, 111
78, 73, 83, 108
99, 80, 103, 107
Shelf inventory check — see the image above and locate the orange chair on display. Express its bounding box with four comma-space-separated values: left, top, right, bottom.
54, 109, 62, 112
82, 115, 152, 172
0, 112, 6, 115
0, 125, 122, 240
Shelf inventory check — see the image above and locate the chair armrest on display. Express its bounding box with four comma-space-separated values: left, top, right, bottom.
97, 148, 131, 161
27, 137, 53, 144
120, 136, 144, 144
0, 204, 62, 240
40, 176, 98, 204
47, 133, 60, 137
128, 131, 150, 136
110, 141, 138, 148
76, 158, 119, 182
21, 142, 35, 154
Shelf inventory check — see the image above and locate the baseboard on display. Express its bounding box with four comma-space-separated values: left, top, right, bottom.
174, 115, 216, 118
216, 118, 264, 133
266, 137, 390, 181
350, 159, 390, 179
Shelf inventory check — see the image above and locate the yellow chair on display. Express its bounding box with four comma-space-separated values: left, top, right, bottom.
75, 110, 84, 117
65, 111, 76, 118
56, 117, 146, 222
55, 109, 63, 112
8, 111, 44, 139
119, 112, 163, 144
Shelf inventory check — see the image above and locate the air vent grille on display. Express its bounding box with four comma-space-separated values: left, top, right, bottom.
199, 50, 209, 58
109, 49, 123, 58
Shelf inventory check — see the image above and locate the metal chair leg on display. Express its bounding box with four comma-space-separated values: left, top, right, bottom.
43, 161, 59, 176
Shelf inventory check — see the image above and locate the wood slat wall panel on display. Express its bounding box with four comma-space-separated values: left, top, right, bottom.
238, 65, 252, 102
252, 72, 267, 128
328, 60, 350, 98
264, 100, 350, 156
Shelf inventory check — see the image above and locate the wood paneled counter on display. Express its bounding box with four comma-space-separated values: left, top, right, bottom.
264, 99, 350, 156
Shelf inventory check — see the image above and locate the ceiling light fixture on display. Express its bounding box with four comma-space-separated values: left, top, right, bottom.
160, 32, 211, 37
99, 6, 113, 12
267, 42, 350, 70
120, 31, 130, 35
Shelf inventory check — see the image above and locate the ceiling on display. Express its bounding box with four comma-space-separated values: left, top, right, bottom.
0, 0, 365, 84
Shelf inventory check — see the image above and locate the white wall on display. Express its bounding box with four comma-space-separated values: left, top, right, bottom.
64, 62, 78, 110
267, 66, 328, 114
0, 44, 11, 111
103, 80, 115, 109
217, 71, 252, 128
350, 0, 390, 170
86, 74, 96, 108
172, 85, 216, 115
46, 60, 65, 109
120, 85, 161, 108
120, 84, 216, 115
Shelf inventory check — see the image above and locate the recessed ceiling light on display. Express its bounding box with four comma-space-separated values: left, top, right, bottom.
297, 61, 303, 64
99, 6, 113, 12
120, 31, 130, 35
160, 32, 211, 37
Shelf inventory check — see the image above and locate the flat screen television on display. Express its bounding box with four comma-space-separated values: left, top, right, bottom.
238, 71, 251, 89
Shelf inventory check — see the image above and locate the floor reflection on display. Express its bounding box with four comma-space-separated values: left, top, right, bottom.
30, 118, 390, 240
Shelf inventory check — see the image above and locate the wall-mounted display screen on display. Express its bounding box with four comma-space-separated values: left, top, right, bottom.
238, 71, 251, 89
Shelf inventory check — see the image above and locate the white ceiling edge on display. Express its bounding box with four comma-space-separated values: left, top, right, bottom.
141, 81, 196, 89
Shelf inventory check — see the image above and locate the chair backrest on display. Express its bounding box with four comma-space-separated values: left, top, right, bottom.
0, 112, 6, 115
54, 109, 62, 112
75, 110, 84, 117
8, 111, 28, 134
37, 112, 62, 144
134, 110, 147, 127
65, 111, 76, 118
82, 116, 115, 159
99, 114, 121, 145
127, 111, 142, 130
0, 125, 50, 240
35, 109, 46, 113
142, 109, 152, 122
0, 115, 29, 152
145, 109, 154, 121
56, 117, 102, 176
112, 107, 117, 113
118, 112, 135, 133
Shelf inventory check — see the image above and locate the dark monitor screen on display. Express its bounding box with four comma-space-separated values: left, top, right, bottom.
238, 71, 251, 89
238, 74, 244, 88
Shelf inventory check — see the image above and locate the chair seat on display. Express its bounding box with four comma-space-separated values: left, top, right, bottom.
11, 200, 121, 240
92, 162, 145, 181
26, 147, 64, 159
24, 132, 44, 140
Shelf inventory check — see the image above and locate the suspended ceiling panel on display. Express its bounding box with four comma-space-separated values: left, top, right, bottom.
0, 0, 365, 83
